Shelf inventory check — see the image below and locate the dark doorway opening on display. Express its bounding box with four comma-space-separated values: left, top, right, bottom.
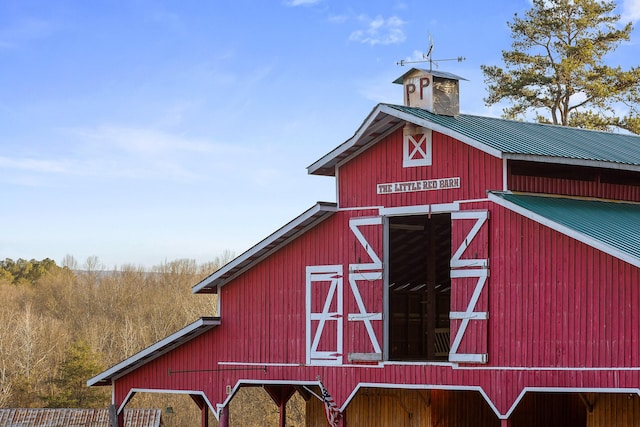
388, 213, 451, 361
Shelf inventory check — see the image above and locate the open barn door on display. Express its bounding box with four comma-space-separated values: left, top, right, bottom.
305, 216, 384, 366
449, 210, 489, 363
346, 217, 384, 363
386, 212, 451, 362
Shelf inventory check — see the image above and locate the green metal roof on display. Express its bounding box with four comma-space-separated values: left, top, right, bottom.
387, 104, 640, 166
489, 192, 640, 267
309, 103, 640, 176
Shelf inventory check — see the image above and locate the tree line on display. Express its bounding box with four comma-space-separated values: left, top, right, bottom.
0, 255, 304, 426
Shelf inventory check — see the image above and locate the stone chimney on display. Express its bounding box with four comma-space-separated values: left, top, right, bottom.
393, 68, 466, 116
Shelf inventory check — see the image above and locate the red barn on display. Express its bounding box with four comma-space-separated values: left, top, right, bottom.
89, 68, 640, 427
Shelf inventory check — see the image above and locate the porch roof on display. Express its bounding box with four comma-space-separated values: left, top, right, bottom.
87, 317, 220, 387
489, 191, 640, 268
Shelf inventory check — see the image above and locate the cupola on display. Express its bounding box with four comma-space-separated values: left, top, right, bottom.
393, 68, 466, 116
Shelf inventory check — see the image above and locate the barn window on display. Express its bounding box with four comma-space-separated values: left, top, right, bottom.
386, 213, 451, 361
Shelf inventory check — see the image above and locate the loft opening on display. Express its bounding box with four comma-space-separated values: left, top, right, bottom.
386, 213, 451, 361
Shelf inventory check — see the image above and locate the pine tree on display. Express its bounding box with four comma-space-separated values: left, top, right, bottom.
481, 0, 640, 133
43, 340, 109, 408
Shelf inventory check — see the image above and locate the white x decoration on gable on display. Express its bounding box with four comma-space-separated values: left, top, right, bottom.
403, 128, 432, 167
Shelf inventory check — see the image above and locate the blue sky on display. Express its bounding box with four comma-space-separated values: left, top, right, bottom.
2, 0, 639, 269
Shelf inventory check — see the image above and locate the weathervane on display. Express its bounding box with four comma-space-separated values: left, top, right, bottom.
397, 35, 466, 71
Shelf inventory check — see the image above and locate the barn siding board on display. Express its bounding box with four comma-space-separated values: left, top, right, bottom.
338, 129, 503, 209
492, 206, 611, 369
508, 170, 640, 202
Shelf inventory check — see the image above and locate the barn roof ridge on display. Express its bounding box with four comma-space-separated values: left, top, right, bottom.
308, 103, 640, 177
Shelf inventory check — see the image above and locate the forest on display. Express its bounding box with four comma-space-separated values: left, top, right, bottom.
0, 256, 305, 426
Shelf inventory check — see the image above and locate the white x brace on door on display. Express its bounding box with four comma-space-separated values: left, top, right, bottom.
347, 217, 383, 360
306, 216, 383, 365
449, 210, 489, 363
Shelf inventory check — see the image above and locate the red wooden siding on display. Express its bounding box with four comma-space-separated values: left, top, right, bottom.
490, 205, 640, 368
338, 129, 504, 209
508, 163, 640, 202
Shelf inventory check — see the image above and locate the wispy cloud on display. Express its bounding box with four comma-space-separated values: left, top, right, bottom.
328, 14, 349, 24
284, 0, 322, 6
0, 126, 248, 186
349, 15, 406, 46
71, 125, 214, 156
621, 0, 640, 22
0, 156, 71, 174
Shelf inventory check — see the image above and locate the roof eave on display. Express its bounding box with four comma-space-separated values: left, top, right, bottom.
192, 202, 338, 293
87, 317, 220, 387
307, 104, 404, 177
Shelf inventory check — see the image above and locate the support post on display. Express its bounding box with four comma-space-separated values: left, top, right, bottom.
264, 385, 297, 427
279, 400, 287, 427
500, 418, 512, 427
201, 404, 209, 427
189, 394, 210, 427
219, 405, 230, 427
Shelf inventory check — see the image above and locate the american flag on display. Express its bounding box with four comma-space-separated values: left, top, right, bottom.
319, 379, 342, 427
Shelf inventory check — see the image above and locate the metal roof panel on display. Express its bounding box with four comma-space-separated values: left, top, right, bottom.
392, 68, 468, 84
387, 105, 640, 165
309, 103, 640, 177
0, 408, 161, 427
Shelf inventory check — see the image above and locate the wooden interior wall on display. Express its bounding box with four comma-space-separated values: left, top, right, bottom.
344, 388, 431, 427
510, 392, 586, 427
305, 388, 501, 427
587, 393, 640, 427
430, 390, 499, 427
305, 394, 326, 427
